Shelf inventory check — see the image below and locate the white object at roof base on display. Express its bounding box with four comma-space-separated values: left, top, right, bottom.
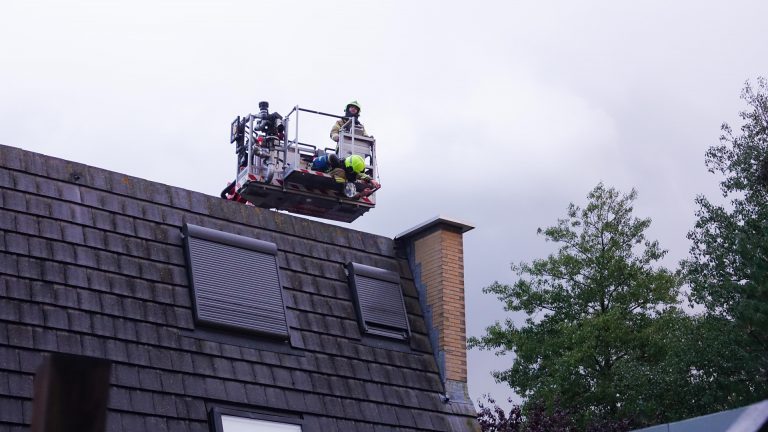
726, 399, 768, 432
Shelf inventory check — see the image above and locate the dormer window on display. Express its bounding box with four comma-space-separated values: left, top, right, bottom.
183, 224, 288, 339
346, 262, 410, 340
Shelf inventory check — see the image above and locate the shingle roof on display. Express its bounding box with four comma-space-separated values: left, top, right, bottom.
0, 144, 478, 431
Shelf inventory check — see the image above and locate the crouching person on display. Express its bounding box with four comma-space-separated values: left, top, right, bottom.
311, 153, 379, 197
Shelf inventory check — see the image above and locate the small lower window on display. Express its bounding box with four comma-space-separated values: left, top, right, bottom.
221, 415, 302, 432
211, 407, 302, 432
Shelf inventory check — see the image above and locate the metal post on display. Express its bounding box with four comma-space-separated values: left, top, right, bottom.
371, 138, 378, 183
294, 106, 300, 165
247, 115, 255, 175
282, 116, 290, 166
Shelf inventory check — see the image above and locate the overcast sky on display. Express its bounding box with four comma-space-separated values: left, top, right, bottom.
3, 0, 767, 408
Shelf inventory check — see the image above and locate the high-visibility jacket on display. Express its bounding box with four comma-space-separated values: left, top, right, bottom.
330, 117, 368, 141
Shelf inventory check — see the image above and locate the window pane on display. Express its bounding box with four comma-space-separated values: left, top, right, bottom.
221, 415, 302, 432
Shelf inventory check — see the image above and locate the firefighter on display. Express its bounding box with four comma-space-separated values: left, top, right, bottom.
311, 153, 379, 189
330, 100, 368, 142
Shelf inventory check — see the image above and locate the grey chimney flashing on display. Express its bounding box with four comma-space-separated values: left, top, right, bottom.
395, 215, 474, 241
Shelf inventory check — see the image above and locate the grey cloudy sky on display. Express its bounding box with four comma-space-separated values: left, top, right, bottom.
3, 0, 767, 407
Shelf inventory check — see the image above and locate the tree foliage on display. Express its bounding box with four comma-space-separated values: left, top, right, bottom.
469, 183, 682, 427
476, 395, 631, 432
682, 77, 768, 404
472, 79, 768, 431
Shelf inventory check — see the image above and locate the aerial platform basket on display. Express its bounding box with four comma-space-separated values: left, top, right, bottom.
222, 103, 379, 223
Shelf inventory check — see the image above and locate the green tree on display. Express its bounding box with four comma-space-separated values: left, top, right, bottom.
469, 183, 682, 427
682, 77, 768, 403
613, 311, 756, 420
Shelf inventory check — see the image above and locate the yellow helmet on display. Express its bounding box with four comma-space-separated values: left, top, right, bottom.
345, 100, 361, 115
345, 155, 366, 173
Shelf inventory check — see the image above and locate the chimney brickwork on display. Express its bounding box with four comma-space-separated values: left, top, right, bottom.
414, 228, 468, 383
397, 216, 474, 404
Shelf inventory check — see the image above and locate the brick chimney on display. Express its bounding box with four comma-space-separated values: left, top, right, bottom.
396, 216, 474, 403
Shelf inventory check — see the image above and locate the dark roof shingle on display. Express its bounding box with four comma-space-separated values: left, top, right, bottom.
0, 144, 478, 430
